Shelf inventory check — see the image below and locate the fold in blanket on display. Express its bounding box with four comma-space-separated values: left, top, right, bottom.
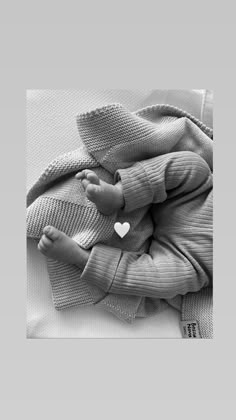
27, 103, 213, 334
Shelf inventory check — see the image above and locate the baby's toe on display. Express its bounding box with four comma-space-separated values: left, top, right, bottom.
86, 172, 100, 185
42, 225, 61, 241
81, 179, 90, 190
41, 234, 52, 246
75, 169, 88, 180
38, 234, 53, 253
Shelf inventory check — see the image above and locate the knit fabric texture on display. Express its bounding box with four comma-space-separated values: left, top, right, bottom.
182, 287, 213, 339
85, 151, 212, 297
27, 103, 213, 334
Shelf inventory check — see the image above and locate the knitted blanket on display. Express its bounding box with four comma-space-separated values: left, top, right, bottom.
27, 103, 213, 337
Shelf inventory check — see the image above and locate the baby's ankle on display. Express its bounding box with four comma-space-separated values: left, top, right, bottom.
114, 182, 125, 209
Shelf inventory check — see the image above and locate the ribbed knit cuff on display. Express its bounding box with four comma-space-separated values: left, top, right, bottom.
80, 244, 122, 292
115, 163, 153, 213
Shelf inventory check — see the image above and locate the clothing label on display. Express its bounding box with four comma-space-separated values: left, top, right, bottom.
180, 320, 201, 338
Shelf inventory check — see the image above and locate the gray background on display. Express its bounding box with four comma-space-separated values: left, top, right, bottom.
1, 1, 235, 419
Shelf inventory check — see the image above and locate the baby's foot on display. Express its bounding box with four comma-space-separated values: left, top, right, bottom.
75, 169, 124, 215
38, 226, 89, 268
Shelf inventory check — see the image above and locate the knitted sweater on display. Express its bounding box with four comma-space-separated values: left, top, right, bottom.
27, 103, 213, 336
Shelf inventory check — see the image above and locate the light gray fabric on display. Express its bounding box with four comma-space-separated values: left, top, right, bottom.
27, 101, 213, 335
85, 151, 212, 298
182, 287, 213, 339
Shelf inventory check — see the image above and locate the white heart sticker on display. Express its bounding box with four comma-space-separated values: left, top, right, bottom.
114, 222, 130, 238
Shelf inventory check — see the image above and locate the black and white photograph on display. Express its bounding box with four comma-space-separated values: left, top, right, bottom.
3, 1, 236, 417
26, 89, 213, 338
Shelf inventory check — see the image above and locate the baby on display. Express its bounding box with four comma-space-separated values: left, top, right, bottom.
38, 151, 213, 299
38, 169, 125, 269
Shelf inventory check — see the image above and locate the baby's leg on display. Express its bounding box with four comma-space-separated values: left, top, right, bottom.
38, 226, 90, 269
75, 170, 124, 215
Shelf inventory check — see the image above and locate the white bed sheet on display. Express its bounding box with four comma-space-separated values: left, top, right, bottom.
27, 89, 210, 338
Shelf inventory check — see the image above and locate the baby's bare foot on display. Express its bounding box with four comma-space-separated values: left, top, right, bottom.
38, 226, 90, 268
75, 169, 124, 215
